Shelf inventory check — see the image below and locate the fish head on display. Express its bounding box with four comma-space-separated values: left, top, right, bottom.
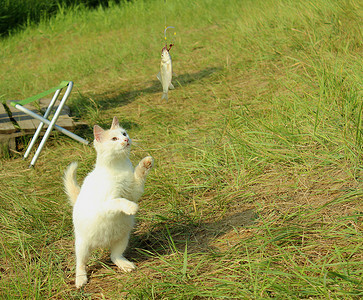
162, 44, 174, 62
161, 46, 169, 60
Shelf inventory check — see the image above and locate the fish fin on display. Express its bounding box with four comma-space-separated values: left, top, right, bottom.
157, 72, 161, 82
169, 83, 175, 90
161, 92, 168, 101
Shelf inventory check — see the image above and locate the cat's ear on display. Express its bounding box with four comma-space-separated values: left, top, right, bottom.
111, 117, 119, 130
94, 125, 105, 142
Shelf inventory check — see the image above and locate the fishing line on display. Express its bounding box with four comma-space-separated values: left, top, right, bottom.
163, 0, 176, 46
164, 0, 167, 28
164, 26, 175, 44
164, 0, 167, 41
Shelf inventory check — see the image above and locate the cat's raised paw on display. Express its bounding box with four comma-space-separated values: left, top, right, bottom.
135, 156, 154, 180
142, 156, 154, 170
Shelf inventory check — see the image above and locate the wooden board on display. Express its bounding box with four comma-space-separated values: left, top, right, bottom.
0, 104, 17, 133
0, 99, 76, 134
8, 105, 75, 132
0, 98, 78, 154
0, 131, 24, 151
8, 104, 39, 134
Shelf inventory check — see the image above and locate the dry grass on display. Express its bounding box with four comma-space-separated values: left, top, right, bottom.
0, 0, 362, 299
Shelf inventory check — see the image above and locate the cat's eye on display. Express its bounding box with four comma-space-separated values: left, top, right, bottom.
112, 137, 119, 141
122, 132, 127, 137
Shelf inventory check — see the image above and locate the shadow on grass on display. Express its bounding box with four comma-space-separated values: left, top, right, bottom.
67, 66, 221, 142
104, 67, 221, 109
130, 207, 257, 260
85, 207, 256, 280
72, 67, 221, 114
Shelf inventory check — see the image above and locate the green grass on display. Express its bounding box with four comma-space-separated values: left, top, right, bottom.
0, 0, 362, 298
0, 0, 123, 36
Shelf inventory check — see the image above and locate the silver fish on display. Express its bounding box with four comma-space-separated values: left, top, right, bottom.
157, 44, 174, 100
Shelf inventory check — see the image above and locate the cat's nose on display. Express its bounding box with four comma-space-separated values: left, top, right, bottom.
124, 138, 129, 144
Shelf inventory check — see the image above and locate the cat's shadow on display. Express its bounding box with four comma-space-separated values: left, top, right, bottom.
87, 207, 256, 278
130, 207, 257, 261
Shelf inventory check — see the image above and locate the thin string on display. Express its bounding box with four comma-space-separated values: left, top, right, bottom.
164, 0, 167, 45
163, 0, 175, 47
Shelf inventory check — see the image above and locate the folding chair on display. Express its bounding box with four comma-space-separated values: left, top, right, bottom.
10, 81, 89, 168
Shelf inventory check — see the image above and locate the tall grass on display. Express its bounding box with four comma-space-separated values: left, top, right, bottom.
0, 0, 123, 36
0, 0, 362, 298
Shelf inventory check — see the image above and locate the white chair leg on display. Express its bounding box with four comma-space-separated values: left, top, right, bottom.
14, 104, 89, 145
23, 89, 62, 160
27, 82, 82, 168
11, 81, 89, 167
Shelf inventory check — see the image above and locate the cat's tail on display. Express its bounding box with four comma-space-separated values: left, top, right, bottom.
63, 162, 80, 206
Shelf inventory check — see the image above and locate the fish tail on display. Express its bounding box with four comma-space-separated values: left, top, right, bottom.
161, 92, 168, 101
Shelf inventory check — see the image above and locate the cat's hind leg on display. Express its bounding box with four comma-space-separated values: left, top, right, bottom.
110, 236, 135, 272
74, 239, 90, 288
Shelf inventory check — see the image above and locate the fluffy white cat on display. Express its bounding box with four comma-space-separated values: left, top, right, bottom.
63, 117, 153, 288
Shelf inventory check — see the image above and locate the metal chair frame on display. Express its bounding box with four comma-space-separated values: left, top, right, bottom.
10, 81, 89, 167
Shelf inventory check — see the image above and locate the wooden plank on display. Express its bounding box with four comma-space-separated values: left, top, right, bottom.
6, 99, 76, 132
0, 132, 24, 150
52, 115, 75, 130
1, 97, 79, 157
38, 98, 75, 130
38, 98, 71, 116
7, 104, 38, 133
0, 104, 17, 134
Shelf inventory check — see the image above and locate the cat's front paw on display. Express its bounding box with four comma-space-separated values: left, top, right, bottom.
142, 156, 154, 170
135, 156, 154, 179
123, 201, 138, 215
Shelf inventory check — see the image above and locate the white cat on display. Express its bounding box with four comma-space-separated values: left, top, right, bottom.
63, 117, 153, 288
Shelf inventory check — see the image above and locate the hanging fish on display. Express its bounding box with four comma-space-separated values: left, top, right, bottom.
157, 43, 174, 101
